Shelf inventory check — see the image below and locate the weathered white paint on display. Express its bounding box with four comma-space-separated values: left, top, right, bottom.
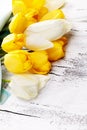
0, 0, 87, 129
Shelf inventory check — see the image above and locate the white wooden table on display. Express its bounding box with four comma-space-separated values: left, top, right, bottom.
0, 0, 87, 129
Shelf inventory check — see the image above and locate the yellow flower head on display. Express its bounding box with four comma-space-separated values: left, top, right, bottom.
4, 50, 32, 73
12, 0, 28, 15
9, 13, 27, 33
29, 51, 51, 74
46, 41, 65, 62
1, 33, 24, 52
12, 0, 45, 15
3, 0, 69, 76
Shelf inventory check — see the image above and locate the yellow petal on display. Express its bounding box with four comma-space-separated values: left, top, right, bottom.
25, 8, 38, 20
1, 34, 24, 52
29, 51, 51, 74
38, 7, 48, 20
22, 0, 33, 8
46, 41, 65, 61
4, 50, 32, 73
57, 36, 68, 46
9, 13, 27, 33
12, 0, 27, 15
31, 0, 45, 10
40, 9, 65, 21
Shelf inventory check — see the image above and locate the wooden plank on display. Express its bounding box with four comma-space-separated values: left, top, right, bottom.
0, 111, 87, 130
0, 111, 56, 130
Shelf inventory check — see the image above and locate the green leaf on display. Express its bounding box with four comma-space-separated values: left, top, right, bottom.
0, 13, 13, 45
0, 48, 6, 58
0, 14, 13, 59
0, 19, 10, 45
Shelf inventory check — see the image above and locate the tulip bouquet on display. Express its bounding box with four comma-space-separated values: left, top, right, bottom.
0, 0, 71, 100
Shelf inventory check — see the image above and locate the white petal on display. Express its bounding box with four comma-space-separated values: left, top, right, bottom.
25, 19, 71, 41
0, 0, 12, 31
45, 0, 65, 11
35, 74, 50, 89
9, 74, 50, 100
9, 74, 39, 100
25, 34, 54, 51
24, 20, 58, 34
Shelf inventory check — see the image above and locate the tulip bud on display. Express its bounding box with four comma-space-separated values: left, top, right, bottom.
9, 73, 50, 100
4, 50, 32, 73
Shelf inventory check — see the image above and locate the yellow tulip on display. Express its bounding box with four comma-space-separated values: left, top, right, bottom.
12, 0, 28, 15
1, 34, 24, 52
46, 41, 65, 61
29, 51, 51, 74
40, 9, 65, 21
4, 50, 32, 73
9, 13, 27, 33
12, 0, 45, 15
3, 0, 69, 76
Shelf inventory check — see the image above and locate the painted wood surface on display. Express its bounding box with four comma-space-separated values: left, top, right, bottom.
0, 0, 87, 129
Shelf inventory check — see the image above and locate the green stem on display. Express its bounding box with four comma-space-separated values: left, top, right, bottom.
2, 79, 11, 83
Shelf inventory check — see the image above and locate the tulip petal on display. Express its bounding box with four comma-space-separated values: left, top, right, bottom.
9, 73, 50, 100
25, 19, 71, 41
25, 34, 54, 51
9, 74, 39, 100
45, 0, 65, 11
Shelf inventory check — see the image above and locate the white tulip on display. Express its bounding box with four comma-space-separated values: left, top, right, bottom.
9, 74, 50, 100
25, 34, 54, 51
24, 19, 71, 51
45, 0, 65, 11
35, 74, 50, 89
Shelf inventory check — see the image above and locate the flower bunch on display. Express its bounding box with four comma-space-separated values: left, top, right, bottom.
1, 0, 71, 75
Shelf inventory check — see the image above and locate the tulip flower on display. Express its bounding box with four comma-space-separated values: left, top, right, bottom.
4, 50, 32, 73
1, 33, 24, 52
9, 13, 27, 33
29, 51, 51, 74
12, 0, 45, 15
24, 19, 71, 51
9, 73, 50, 100
46, 41, 64, 61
